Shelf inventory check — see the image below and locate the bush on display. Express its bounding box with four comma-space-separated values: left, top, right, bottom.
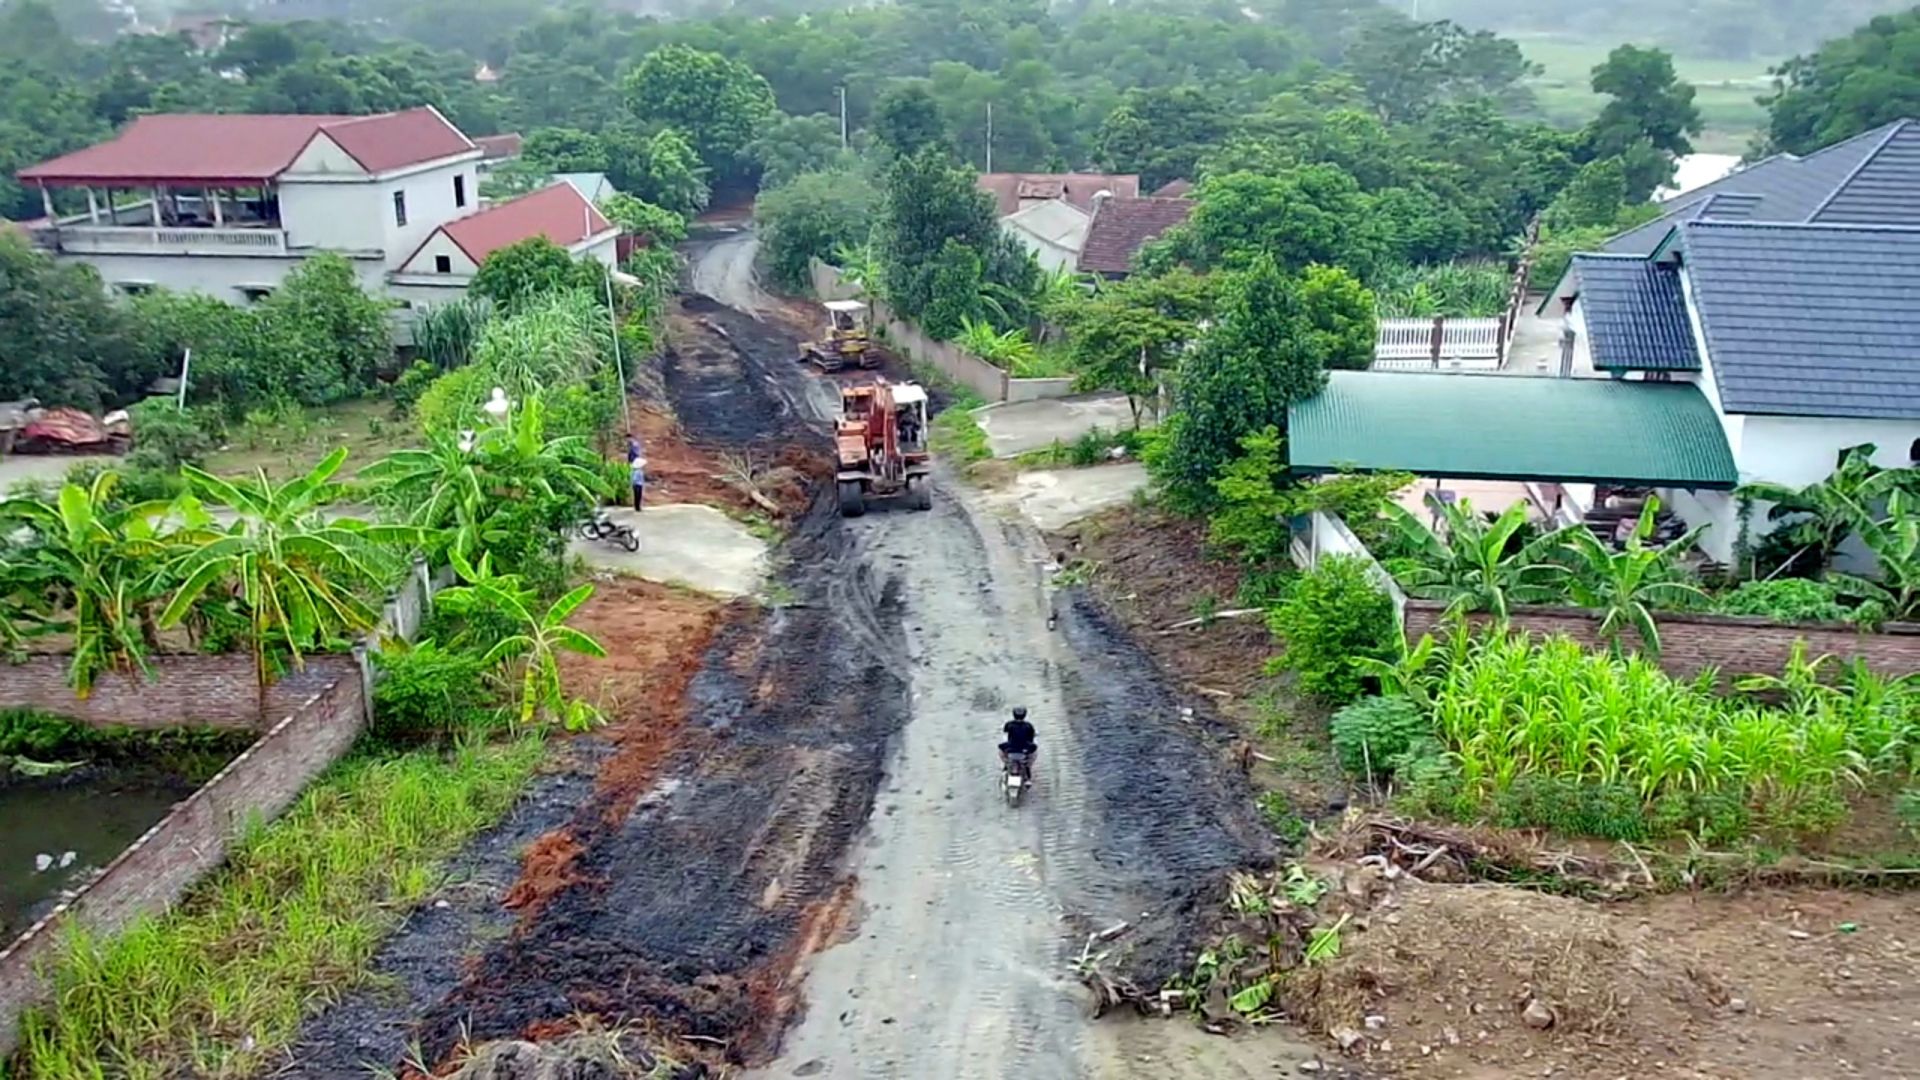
371, 643, 498, 745
1267, 555, 1397, 704
1491, 775, 1650, 842
1898, 788, 1920, 840
1715, 578, 1861, 624
389, 359, 441, 417
1329, 695, 1433, 780
413, 365, 488, 433
125, 398, 218, 471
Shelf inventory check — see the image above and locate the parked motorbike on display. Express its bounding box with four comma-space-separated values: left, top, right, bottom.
1003, 749, 1034, 807
578, 511, 640, 553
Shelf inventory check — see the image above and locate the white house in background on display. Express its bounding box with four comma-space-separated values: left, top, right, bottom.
553, 171, 619, 204
999, 198, 1091, 273
15, 110, 612, 320
1548, 217, 1920, 564
391, 182, 617, 303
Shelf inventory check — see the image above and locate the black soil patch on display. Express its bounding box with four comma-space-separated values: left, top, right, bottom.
1053, 589, 1279, 988
412, 490, 910, 1067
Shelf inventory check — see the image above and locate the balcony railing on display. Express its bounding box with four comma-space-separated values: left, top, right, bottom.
47, 225, 288, 256
1372, 317, 1503, 371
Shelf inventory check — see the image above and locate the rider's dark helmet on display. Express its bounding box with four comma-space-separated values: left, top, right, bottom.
1011, 706, 1028, 721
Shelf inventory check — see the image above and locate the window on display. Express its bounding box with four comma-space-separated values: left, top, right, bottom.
1909, 438, 1919, 465
392, 190, 407, 227
115, 281, 152, 296
453, 174, 467, 208
237, 285, 274, 304
434, 254, 452, 274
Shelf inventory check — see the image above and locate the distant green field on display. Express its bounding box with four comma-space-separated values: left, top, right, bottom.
1513, 34, 1780, 153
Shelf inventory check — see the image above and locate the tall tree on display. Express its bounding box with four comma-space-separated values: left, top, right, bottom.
1156, 255, 1335, 506
871, 81, 950, 157
1165, 166, 1386, 278
1094, 85, 1231, 189
875, 146, 998, 321
623, 44, 777, 188
1764, 7, 1920, 154
1587, 44, 1702, 162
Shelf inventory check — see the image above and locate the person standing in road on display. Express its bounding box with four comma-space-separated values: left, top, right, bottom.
627, 433, 647, 511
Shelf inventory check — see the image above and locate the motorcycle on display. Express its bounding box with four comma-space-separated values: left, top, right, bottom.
1003, 749, 1034, 807
578, 510, 640, 553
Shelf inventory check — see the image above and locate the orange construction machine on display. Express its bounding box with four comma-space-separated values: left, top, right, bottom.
834, 379, 933, 516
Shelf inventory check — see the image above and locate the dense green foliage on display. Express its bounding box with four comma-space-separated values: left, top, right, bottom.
1267, 555, 1398, 705
1396, 627, 1920, 837
1328, 695, 1436, 781
1764, 6, 1920, 154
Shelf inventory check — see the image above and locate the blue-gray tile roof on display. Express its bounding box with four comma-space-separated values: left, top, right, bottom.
1678, 220, 1920, 420
1572, 255, 1701, 371
1601, 119, 1919, 256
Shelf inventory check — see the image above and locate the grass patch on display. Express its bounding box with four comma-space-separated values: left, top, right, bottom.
15, 735, 545, 1079
200, 397, 419, 481
931, 407, 992, 464
1012, 426, 1149, 470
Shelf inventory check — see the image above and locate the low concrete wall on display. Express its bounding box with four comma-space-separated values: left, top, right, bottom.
808, 259, 1075, 404
0, 653, 360, 731
0, 670, 368, 1056
1290, 510, 1407, 618
1005, 377, 1076, 403
1404, 600, 1920, 680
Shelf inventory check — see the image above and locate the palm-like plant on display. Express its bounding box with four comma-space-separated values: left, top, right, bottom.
471, 290, 610, 395
161, 447, 422, 682
955, 316, 1037, 369
1382, 498, 1573, 619
1558, 496, 1709, 657
432, 550, 607, 731
362, 392, 602, 559
1829, 490, 1920, 623
1737, 445, 1919, 574
0, 473, 175, 690
833, 240, 882, 296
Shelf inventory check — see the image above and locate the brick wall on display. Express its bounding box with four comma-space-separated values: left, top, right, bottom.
1403, 600, 1920, 680
0, 653, 358, 730
0, 670, 367, 1056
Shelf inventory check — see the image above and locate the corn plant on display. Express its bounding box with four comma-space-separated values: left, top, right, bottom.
1425, 630, 1913, 818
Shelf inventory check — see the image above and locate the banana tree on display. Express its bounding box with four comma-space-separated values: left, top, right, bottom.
161, 447, 422, 683
1737, 445, 1920, 575
431, 550, 607, 731
362, 391, 602, 560
1558, 495, 1710, 658
0, 473, 175, 690
1382, 499, 1574, 619
1829, 490, 1920, 623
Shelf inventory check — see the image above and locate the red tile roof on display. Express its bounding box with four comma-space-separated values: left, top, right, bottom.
976, 172, 1140, 216
436, 183, 613, 265
1077, 196, 1194, 275
1153, 178, 1193, 198
18, 108, 474, 187
475, 133, 522, 160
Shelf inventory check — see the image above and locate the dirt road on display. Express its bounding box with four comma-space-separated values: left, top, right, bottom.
272, 236, 1311, 1078
679, 239, 1314, 1077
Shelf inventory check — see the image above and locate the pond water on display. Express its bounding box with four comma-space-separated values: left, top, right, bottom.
0, 775, 196, 941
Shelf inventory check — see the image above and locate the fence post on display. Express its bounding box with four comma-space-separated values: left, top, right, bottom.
1428, 316, 1444, 368
352, 637, 375, 729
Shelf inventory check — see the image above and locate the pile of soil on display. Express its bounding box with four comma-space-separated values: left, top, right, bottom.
1280, 855, 1920, 1078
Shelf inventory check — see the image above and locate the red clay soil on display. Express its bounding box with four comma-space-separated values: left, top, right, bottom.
552, 575, 735, 819
500, 829, 592, 920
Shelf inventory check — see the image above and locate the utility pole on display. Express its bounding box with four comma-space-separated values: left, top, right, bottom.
985, 102, 994, 173
837, 86, 848, 151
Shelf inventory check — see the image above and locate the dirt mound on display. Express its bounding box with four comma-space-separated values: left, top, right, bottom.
1291, 880, 1723, 1071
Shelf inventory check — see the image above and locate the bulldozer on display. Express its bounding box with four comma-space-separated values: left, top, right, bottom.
801, 300, 879, 372
834, 379, 933, 516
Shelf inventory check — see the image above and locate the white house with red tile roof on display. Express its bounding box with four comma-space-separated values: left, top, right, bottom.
15, 108, 611, 320
390, 182, 618, 301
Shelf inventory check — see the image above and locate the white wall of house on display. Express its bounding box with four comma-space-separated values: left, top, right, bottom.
579, 233, 617, 269
66, 251, 388, 304
1736, 416, 1920, 489
278, 148, 480, 269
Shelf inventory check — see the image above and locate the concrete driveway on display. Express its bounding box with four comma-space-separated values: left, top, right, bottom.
973, 393, 1140, 458
567, 503, 769, 598
988, 462, 1150, 531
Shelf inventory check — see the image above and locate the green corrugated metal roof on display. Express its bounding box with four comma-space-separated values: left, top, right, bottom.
1287, 372, 1738, 488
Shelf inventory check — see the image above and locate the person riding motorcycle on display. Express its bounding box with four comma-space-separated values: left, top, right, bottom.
999, 706, 1037, 773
